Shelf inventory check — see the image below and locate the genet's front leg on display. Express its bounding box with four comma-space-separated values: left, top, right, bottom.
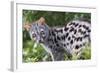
51, 47, 66, 61
40, 44, 55, 61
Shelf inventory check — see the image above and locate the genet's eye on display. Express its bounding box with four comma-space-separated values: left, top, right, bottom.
41, 31, 45, 34
40, 31, 45, 37
32, 33, 36, 38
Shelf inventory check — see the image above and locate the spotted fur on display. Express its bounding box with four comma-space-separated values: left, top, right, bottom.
29, 18, 91, 61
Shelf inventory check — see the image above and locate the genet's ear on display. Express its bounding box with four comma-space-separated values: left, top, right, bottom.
24, 21, 32, 31
38, 17, 46, 25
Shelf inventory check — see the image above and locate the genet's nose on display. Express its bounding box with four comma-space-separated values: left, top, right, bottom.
38, 37, 43, 43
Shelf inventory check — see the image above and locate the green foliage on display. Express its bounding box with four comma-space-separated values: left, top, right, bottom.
23, 41, 47, 62
23, 10, 91, 62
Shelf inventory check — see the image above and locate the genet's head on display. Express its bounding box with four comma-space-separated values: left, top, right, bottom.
24, 17, 50, 43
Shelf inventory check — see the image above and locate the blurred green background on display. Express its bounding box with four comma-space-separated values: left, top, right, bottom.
23, 10, 91, 62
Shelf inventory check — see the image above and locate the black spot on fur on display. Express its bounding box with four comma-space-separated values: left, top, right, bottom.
65, 33, 69, 38
72, 22, 75, 25
48, 38, 53, 42
64, 27, 69, 31
76, 37, 82, 41
83, 31, 86, 34
79, 25, 82, 28
78, 29, 86, 35
88, 29, 91, 33
56, 43, 59, 47
83, 43, 85, 46
68, 36, 71, 40
76, 37, 79, 41
63, 44, 66, 47
75, 45, 79, 49
78, 29, 82, 32
70, 40, 73, 44
54, 38, 57, 43
61, 35, 66, 40
83, 25, 90, 33
51, 31, 56, 36
69, 22, 73, 25
57, 36, 61, 40
74, 29, 77, 34
49, 45, 52, 48
58, 29, 63, 33
72, 35, 75, 38
67, 43, 69, 45
80, 44, 82, 47
69, 27, 74, 32
84, 35, 89, 38
74, 23, 79, 27
80, 37, 82, 41
83, 25, 89, 30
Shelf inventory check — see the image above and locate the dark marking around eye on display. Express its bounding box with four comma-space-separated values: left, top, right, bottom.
41, 31, 45, 35
32, 34, 36, 37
